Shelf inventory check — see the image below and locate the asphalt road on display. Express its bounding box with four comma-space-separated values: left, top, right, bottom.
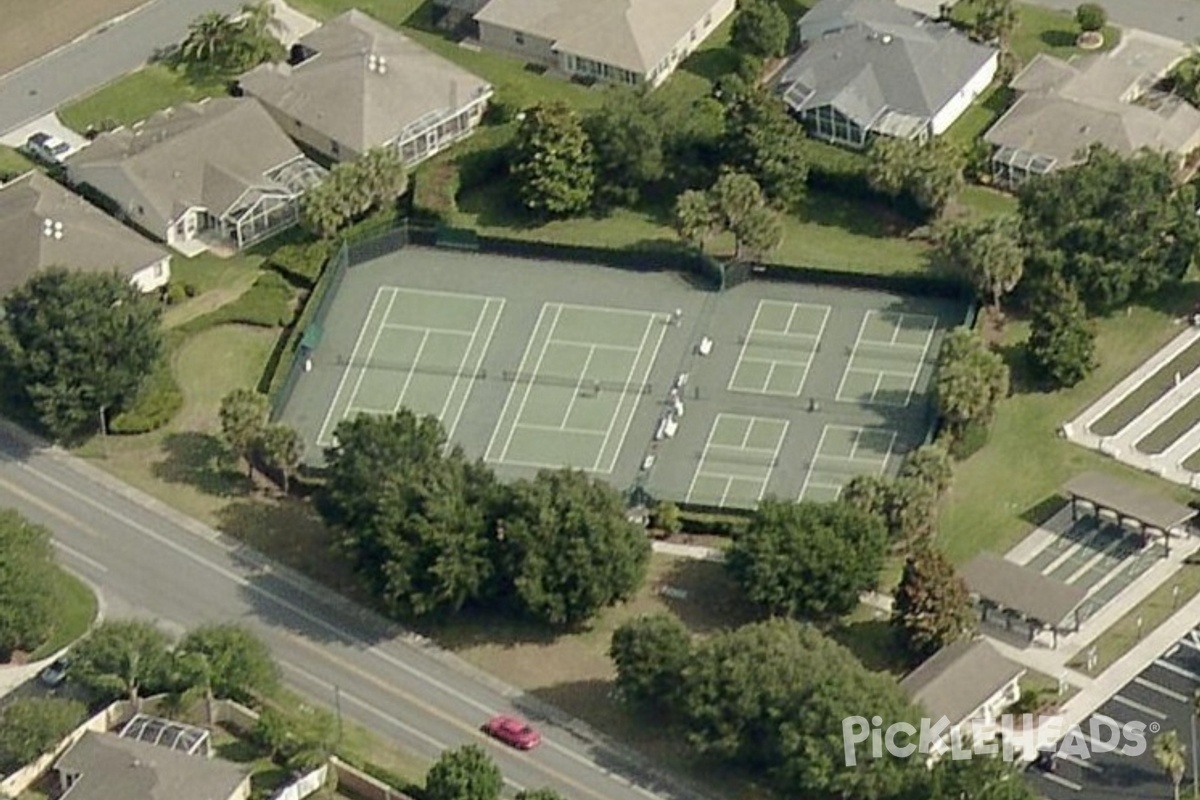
0, 0, 246, 135
1028, 626, 1200, 800
0, 424, 705, 800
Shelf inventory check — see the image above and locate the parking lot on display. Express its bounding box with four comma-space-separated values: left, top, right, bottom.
1030, 628, 1200, 799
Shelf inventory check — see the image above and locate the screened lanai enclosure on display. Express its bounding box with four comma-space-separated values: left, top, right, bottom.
220, 155, 327, 248
990, 146, 1057, 188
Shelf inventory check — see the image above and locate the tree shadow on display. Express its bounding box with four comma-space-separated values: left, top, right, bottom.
829, 616, 908, 675
1021, 495, 1068, 528
680, 46, 742, 84
153, 431, 254, 498
655, 558, 759, 634
412, 607, 560, 651
1039, 29, 1078, 50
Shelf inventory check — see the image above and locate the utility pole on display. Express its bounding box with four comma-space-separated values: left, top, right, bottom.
334, 684, 344, 743
99, 405, 109, 458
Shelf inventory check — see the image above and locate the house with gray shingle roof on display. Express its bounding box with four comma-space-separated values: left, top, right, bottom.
900, 638, 1026, 758
239, 10, 493, 165
0, 171, 170, 296
777, 0, 997, 147
985, 31, 1200, 186
472, 0, 735, 88
64, 97, 326, 254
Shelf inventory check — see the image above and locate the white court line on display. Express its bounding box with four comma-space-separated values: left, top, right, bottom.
382, 322, 475, 337
687, 416, 725, 503
1155, 659, 1200, 682
445, 298, 505, 445
1039, 773, 1082, 791
485, 304, 550, 462
558, 345, 598, 428
902, 319, 938, 406
516, 423, 606, 437
1111, 694, 1167, 720
498, 304, 564, 463
846, 366, 918, 379
793, 306, 830, 398
835, 312, 871, 402
344, 404, 395, 416
798, 424, 833, 501
554, 301, 669, 319
740, 355, 810, 368
391, 330, 431, 414
553, 338, 641, 353
849, 428, 863, 460
1134, 676, 1189, 703
857, 338, 930, 352
707, 444, 780, 458
598, 313, 667, 474
759, 420, 790, 501
316, 287, 394, 447
437, 301, 490, 424
728, 301, 767, 393
877, 430, 898, 474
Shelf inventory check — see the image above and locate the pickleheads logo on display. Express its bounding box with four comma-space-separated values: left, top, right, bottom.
841, 714, 1152, 766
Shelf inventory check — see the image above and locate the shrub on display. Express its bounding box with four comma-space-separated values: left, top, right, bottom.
165, 282, 189, 305
458, 144, 510, 191
268, 241, 332, 289
1075, 3, 1106, 32
182, 282, 199, 298
109, 358, 183, 434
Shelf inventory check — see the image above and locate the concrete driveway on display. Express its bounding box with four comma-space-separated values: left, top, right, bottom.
0, 113, 89, 158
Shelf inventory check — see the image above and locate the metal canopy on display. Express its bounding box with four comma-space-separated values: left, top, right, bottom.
1062, 471, 1195, 533
960, 552, 1088, 627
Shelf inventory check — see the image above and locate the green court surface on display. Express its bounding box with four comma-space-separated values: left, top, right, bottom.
316, 286, 503, 446
686, 414, 790, 507
799, 424, 897, 502
484, 303, 669, 473
728, 300, 829, 396
837, 310, 937, 406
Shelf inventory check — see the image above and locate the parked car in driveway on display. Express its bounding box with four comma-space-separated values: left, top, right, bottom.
483, 714, 541, 750
23, 132, 70, 164
39, 655, 69, 688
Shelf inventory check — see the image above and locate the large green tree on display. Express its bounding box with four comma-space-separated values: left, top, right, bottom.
708, 171, 786, 260
722, 88, 809, 209
3, 269, 163, 440
681, 618, 921, 799
0, 510, 58, 660
321, 412, 498, 618
673, 189, 720, 252
730, 0, 790, 57
726, 499, 887, 619
300, 147, 406, 239
867, 137, 964, 217
69, 619, 175, 704
920, 752, 1040, 799
0, 697, 86, 772
500, 468, 651, 627
258, 423, 304, 493
973, 0, 1018, 48
180, 3, 281, 75
1153, 730, 1187, 800
511, 102, 596, 217
609, 613, 693, 712
1026, 276, 1097, 388
425, 744, 503, 800
584, 88, 665, 206
892, 545, 975, 661
934, 328, 1010, 442
936, 214, 1025, 314
1018, 146, 1200, 312
176, 624, 279, 704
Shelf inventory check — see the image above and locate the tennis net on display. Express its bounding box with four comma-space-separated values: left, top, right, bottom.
334, 355, 485, 381
501, 370, 652, 395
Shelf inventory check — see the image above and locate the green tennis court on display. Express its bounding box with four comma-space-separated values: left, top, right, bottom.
686, 414, 790, 507
799, 424, 897, 502
837, 311, 938, 406
316, 286, 504, 446
484, 302, 669, 473
728, 300, 830, 396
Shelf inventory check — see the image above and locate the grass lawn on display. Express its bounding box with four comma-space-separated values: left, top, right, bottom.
938, 287, 1200, 566
951, 2, 1120, 64
956, 184, 1019, 218
1133, 394, 1200, 454
1071, 561, 1200, 673
0, 145, 33, 178
30, 568, 97, 659
944, 84, 1014, 149
58, 63, 225, 133
456, 181, 934, 275
77, 323, 280, 524
163, 253, 263, 329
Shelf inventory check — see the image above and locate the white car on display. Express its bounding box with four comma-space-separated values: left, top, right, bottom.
23, 132, 70, 164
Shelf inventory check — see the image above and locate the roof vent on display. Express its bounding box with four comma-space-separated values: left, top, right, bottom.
880, 34, 893, 44
367, 53, 378, 72
377, 56, 387, 74
43, 219, 63, 239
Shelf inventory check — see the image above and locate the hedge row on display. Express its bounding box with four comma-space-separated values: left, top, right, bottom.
267, 240, 334, 289
178, 271, 297, 335
109, 356, 184, 434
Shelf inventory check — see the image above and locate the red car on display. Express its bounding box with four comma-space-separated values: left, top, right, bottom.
483, 714, 542, 750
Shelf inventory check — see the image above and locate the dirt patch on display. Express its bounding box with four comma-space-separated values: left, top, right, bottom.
0, 0, 150, 77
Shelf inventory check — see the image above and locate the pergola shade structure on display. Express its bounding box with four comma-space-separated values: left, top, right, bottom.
1062, 472, 1195, 556
960, 553, 1088, 648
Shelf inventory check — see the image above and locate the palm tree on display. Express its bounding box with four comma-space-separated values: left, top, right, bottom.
358, 147, 408, 209
1153, 730, 1187, 800
182, 11, 239, 65
1170, 47, 1200, 106
231, 1, 282, 71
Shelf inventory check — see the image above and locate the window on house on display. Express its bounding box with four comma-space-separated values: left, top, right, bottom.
704, 12, 713, 26
331, 141, 340, 155
515, 33, 524, 45
153, 263, 165, 278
